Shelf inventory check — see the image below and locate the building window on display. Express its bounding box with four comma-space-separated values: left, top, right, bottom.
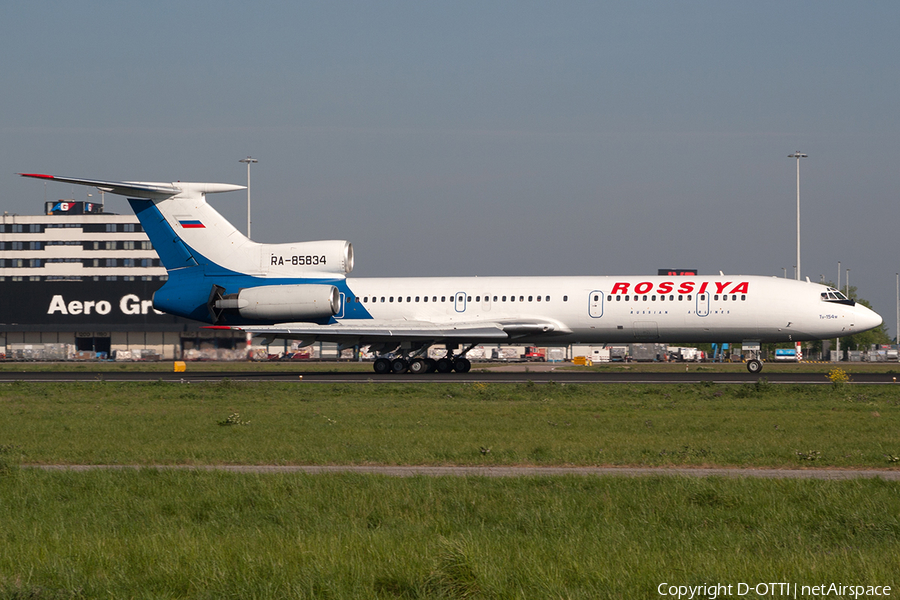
105, 241, 116, 250
106, 224, 117, 232
106, 259, 117, 267
123, 224, 135, 232
123, 241, 135, 250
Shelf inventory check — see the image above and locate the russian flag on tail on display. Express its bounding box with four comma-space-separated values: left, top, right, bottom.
179, 219, 205, 229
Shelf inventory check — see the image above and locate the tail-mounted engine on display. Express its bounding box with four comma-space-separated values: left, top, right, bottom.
209, 284, 340, 323
264, 240, 354, 276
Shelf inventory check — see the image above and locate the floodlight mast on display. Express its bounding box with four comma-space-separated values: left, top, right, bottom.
788, 151, 807, 280
239, 157, 258, 238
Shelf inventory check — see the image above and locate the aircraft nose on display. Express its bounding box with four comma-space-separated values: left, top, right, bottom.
855, 305, 883, 333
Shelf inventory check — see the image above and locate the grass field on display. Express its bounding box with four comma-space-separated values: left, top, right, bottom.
1, 380, 898, 468
1, 380, 898, 598
0, 470, 898, 599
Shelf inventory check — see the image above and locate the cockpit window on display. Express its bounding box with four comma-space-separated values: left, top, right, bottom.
821, 288, 855, 306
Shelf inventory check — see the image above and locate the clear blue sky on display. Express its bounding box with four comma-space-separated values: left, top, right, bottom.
3, 2, 899, 337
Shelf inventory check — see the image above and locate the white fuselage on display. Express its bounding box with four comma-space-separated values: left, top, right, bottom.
336, 275, 881, 344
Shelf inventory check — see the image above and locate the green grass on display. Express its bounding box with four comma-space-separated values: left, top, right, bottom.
1, 380, 899, 468
0, 470, 897, 599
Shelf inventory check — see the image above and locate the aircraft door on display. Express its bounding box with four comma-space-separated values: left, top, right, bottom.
336, 292, 346, 318
589, 291, 604, 318
455, 292, 467, 313
696, 292, 710, 317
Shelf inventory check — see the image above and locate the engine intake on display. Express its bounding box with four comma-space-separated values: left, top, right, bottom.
215, 284, 340, 322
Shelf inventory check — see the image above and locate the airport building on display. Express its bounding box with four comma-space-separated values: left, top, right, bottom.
0, 200, 249, 360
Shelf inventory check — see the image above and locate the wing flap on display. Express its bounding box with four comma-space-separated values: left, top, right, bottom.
218, 320, 510, 341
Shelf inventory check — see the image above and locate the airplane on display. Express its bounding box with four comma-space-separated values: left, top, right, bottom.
20, 173, 883, 375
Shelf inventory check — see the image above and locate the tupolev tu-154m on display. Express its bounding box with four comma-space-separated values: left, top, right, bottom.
20, 173, 883, 374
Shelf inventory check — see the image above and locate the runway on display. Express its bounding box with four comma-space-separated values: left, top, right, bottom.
0, 367, 897, 384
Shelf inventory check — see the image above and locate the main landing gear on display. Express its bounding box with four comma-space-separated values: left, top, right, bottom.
746, 359, 763, 374
372, 347, 473, 375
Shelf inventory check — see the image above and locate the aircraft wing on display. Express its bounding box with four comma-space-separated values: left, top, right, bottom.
210, 318, 570, 343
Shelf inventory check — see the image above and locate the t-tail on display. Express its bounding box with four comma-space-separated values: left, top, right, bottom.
18, 174, 354, 323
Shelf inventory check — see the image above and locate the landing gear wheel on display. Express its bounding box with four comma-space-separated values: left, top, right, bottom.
391, 358, 409, 374
436, 358, 454, 373
373, 357, 391, 375
408, 358, 428, 375
453, 357, 471, 373
424, 358, 437, 373
747, 359, 763, 374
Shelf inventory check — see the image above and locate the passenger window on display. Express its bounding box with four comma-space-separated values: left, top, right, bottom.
502, 296, 507, 302
528, 296, 533, 302
511, 296, 516, 302
594, 295, 599, 301
441, 296, 446, 302
381, 297, 385, 303
607, 295, 612, 301
537, 296, 542, 302
741, 295, 746, 301
493, 296, 498, 302
545, 296, 550, 302
563, 295, 568, 301
642, 295, 647, 301
669, 295, 674, 301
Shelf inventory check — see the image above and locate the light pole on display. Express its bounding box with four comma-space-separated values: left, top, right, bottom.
238, 157, 258, 362
788, 151, 807, 280
239, 157, 258, 238
836, 261, 841, 360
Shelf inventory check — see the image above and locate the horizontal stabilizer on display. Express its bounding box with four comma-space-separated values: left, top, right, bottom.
19, 173, 244, 200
